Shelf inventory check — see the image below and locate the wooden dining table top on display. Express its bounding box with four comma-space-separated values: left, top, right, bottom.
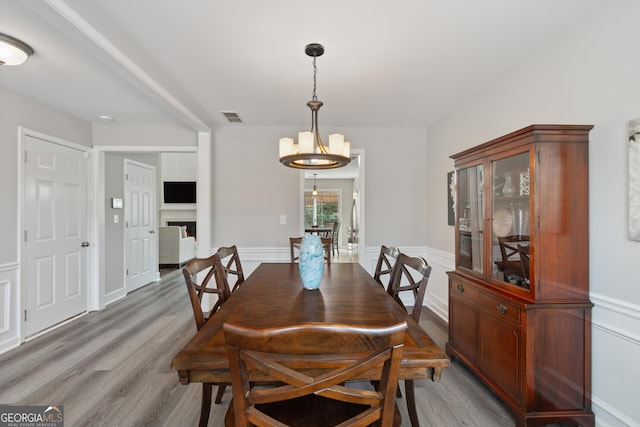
171, 262, 449, 385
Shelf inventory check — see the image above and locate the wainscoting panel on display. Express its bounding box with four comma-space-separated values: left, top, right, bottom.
590, 293, 640, 426
423, 247, 455, 322
0, 262, 20, 354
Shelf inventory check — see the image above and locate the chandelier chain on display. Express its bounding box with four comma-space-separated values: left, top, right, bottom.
312, 56, 317, 101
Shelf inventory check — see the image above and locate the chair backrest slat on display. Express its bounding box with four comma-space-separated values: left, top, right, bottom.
387, 253, 432, 322
182, 253, 230, 330
216, 245, 245, 292
373, 245, 400, 290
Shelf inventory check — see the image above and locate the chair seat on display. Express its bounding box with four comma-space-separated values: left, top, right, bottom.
225, 394, 401, 427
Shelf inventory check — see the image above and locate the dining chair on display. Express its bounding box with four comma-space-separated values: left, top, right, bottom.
330, 221, 341, 256
517, 244, 530, 287
373, 245, 401, 290
223, 320, 407, 427
216, 245, 245, 292
495, 235, 530, 284
323, 222, 335, 239
386, 252, 432, 427
182, 253, 232, 426
290, 237, 332, 264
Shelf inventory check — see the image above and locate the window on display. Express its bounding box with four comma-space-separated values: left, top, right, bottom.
304, 190, 339, 227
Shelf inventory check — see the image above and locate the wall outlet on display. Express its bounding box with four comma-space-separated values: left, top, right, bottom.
114, 214, 119, 224
280, 215, 286, 225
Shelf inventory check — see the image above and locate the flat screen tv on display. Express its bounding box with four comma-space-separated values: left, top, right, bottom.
163, 181, 196, 204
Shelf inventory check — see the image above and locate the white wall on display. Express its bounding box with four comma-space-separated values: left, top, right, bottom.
425, 1, 640, 425
213, 125, 427, 248
93, 121, 197, 147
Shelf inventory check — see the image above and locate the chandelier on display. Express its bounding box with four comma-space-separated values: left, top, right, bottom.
279, 43, 351, 169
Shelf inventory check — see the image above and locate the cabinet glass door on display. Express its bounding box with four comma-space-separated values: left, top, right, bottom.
457, 165, 483, 273
491, 152, 530, 288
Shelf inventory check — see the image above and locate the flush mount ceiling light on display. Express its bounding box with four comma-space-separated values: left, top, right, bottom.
0, 33, 34, 66
279, 43, 351, 170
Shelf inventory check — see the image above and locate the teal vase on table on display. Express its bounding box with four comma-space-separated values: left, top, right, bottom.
298, 234, 324, 290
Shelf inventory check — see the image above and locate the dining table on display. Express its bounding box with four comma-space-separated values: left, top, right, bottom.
172, 262, 449, 426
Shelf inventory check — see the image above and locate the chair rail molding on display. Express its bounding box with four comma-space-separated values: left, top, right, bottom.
591, 292, 640, 345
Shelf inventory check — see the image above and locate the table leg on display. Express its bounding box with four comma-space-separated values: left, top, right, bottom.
200, 383, 212, 427
214, 384, 226, 404
405, 379, 419, 427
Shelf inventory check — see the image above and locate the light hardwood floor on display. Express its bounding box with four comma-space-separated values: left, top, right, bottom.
0, 267, 517, 426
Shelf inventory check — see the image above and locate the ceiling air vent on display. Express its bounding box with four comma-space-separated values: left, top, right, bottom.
221, 111, 242, 123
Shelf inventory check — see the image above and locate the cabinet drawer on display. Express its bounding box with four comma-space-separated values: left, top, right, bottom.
451, 280, 521, 325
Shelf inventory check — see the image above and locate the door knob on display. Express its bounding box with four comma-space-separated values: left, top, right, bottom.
81, 241, 90, 247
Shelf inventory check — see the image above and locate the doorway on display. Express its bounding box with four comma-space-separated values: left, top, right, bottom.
301, 150, 364, 262
124, 159, 157, 292
22, 131, 89, 337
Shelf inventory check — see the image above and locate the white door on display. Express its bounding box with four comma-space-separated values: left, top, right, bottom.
23, 135, 88, 337
124, 160, 156, 292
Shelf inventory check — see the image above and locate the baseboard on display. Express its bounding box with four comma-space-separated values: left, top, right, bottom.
0, 336, 20, 355
592, 396, 637, 427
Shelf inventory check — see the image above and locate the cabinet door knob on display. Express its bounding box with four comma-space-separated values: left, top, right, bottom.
457, 283, 464, 293
497, 303, 508, 314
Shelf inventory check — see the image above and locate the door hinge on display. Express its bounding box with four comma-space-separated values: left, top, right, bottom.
24, 150, 28, 163
24, 310, 27, 322
24, 230, 27, 242
126, 269, 129, 276
537, 150, 541, 163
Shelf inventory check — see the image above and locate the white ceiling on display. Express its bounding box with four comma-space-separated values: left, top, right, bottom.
1, 0, 606, 134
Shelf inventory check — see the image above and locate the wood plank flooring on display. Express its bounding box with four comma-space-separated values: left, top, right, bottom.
0, 268, 517, 426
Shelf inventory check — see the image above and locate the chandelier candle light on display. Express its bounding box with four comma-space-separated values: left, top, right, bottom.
279, 43, 351, 169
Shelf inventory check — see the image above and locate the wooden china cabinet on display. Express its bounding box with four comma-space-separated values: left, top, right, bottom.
446, 125, 594, 427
